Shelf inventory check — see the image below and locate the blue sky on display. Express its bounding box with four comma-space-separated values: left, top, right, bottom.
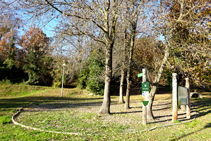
14, 2, 165, 42
42, 21, 58, 37
17, 17, 58, 38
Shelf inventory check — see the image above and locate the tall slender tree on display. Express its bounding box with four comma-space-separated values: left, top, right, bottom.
123, 0, 144, 109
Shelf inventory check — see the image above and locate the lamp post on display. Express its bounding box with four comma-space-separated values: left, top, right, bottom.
61, 63, 66, 97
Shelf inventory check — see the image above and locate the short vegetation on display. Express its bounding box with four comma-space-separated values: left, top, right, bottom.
0, 0, 211, 140
0, 84, 211, 140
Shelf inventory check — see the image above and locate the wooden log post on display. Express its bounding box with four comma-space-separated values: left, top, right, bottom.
186, 78, 191, 119
142, 69, 147, 125
172, 73, 178, 122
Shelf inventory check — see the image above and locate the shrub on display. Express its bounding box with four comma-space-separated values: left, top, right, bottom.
77, 67, 89, 89
77, 49, 105, 95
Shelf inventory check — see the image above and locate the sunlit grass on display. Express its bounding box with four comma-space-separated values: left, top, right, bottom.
0, 83, 52, 98
0, 83, 211, 140
0, 115, 12, 124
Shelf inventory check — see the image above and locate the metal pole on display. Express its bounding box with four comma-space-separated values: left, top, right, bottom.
142, 68, 147, 125
61, 65, 65, 97
172, 73, 178, 122
186, 78, 191, 119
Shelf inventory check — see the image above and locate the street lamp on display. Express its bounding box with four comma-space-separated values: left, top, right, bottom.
61, 63, 66, 97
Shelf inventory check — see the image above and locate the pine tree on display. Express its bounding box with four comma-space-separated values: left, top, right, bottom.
20, 27, 53, 85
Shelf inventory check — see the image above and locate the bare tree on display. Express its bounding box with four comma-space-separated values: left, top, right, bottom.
122, 0, 144, 109
0, 1, 22, 39
115, 8, 129, 104
52, 30, 94, 83
18, 0, 122, 114
118, 29, 127, 103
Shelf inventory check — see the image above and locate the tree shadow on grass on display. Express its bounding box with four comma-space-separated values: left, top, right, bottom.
152, 102, 171, 106
191, 97, 211, 118
111, 111, 142, 115
152, 106, 171, 111
149, 113, 189, 124
149, 97, 211, 140
174, 122, 211, 140
0, 96, 103, 111
151, 97, 211, 124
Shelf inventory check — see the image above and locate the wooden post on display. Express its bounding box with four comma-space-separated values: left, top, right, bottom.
142, 69, 147, 125
172, 73, 178, 122
186, 78, 191, 119
143, 106, 147, 125
142, 69, 146, 82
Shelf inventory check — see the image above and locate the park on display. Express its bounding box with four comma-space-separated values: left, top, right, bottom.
1, 77, 211, 140
0, 0, 211, 140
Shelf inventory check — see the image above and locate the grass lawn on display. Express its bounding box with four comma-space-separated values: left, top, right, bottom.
0, 84, 211, 140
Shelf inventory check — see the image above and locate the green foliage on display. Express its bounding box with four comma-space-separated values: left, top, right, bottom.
77, 67, 89, 89
0, 32, 27, 83
162, 68, 172, 86
0, 64, 27, 84
3, 58, 14, 70
20, 27, 53, 86
0, 115, 11, 124
23, 46, 53, 86
86, 55, 105, 95
77, 49, 105, 95
51, 60, 63, 88
23, 47, 52, 85
23, 52, 39, 85
52, 81, 61, 88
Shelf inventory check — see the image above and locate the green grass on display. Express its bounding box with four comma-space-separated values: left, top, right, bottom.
0, 83, 211, 140
174, 120, 181, 123
0, 115, 12, 124
185, 119, 201, 128
0, 83, 52, 98
0, 124, 78, 141
17, 110, 130, 135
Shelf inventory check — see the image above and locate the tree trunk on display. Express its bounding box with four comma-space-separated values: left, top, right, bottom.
99, 43, 113, 114
147, 85, 156, 119
99, 0, 118, 114
119, 29, 127, 104
119, 69, 125, 103
146, 3, 190, 119
147, 45, 170, 119
147, 31, 173, 120
125, 72, 131, 109
125, 23, 136, 109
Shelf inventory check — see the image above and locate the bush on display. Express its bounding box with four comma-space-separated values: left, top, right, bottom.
52, 81, 61, 88
77, 49, 105, 95
77, 67, 89, 89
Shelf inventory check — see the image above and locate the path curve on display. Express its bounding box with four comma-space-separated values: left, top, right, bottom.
12, 103, 197, 135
